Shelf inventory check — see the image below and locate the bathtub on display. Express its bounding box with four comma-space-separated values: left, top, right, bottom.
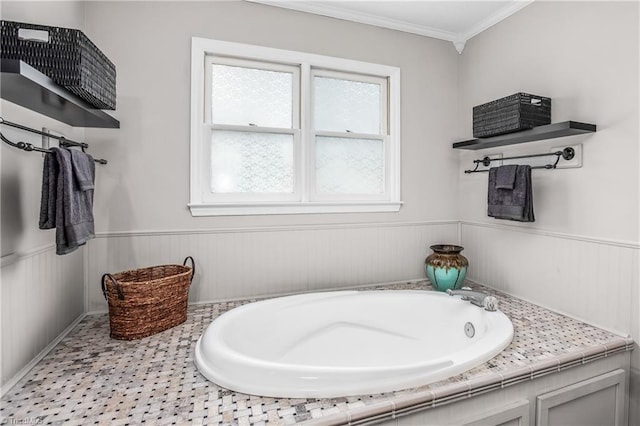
194, 290, 513, 398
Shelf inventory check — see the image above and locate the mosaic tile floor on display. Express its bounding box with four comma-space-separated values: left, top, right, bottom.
0, 281, 632, 425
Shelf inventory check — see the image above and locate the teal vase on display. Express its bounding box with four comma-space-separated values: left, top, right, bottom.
425, 245, 468, 292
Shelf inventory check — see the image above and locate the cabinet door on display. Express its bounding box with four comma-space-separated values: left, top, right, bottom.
536, 369, 626, 426
461, 400, 530, 426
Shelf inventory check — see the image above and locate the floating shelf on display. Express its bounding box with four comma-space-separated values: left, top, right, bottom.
0, 59, 119, 129
452, 121, 596, 150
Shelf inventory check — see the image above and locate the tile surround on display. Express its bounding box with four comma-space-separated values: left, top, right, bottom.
0, 281, 633, 425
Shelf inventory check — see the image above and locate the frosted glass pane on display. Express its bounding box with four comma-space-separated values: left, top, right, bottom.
211, 131, 293, 193
211, 64, 293, 128
315, 136, 383, 194
314, 76, 381, 134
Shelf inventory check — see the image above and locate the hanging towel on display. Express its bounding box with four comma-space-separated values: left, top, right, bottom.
70, 149, 96, 191
39, 147, 95, 255
39, 151, 59, 230
487, 164, 535, 222
494, 164, 518, 189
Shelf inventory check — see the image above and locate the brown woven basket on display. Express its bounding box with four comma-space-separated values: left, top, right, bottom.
101, 256, 195, 340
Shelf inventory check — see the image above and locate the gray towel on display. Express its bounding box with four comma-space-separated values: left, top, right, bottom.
487, 165, 534, 222
39, 151, 58, 230
495, 164, 517, 189
39, 147, 95, 255
70, 149, 95, 191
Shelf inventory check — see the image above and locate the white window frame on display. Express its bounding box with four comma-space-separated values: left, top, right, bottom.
203, 56, 301, 203
189, 37, 402, 216
310, 69, 389, 202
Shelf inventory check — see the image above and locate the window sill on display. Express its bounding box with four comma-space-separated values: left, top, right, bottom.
188, 201, 403, 216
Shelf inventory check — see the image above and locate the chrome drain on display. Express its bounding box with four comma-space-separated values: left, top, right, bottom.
464, 322, 475, 338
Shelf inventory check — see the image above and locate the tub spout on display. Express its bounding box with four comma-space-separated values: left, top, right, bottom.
446, 288, 498, 312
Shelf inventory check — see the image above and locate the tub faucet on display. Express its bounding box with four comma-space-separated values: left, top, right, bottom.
446, 287, 499, 312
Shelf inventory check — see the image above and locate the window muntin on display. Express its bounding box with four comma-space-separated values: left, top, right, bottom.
190, 38, 401, 215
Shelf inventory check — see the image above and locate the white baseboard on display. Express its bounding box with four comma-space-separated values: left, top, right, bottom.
1, 313, 87, 398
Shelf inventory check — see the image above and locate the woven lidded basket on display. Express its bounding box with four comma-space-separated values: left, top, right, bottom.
473, 92, 551, 138
1, 20, 116, 110
101, 257, 195, 340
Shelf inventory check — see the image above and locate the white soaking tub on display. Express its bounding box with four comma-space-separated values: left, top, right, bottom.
194, 290, 513, 398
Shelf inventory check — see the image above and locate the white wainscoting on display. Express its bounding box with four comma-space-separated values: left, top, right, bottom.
0, 245, 85, 394
86, 221, 459, 313
460, 220, 640, 425
460, 221, 639, 336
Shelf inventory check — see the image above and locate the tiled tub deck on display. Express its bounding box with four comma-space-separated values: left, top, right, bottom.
0, 282, 633, 425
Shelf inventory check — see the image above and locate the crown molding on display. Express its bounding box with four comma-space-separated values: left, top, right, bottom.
459, 0, 534, 43
247, 0, 458, 41
247, 0, 534, 54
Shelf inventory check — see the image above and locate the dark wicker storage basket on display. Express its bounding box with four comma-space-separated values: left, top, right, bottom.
473, 92, 551, 138
101, 257, 195, 340
1, 20, 116, 110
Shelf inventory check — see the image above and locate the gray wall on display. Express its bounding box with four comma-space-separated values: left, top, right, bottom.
83, 1, 460, 233
80, 1, 463, 308
1, 2, 638, 423
456, 2, 639, 424
0, 1, 86, 392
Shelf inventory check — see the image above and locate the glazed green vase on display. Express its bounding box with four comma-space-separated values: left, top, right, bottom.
425, 245, 468, 292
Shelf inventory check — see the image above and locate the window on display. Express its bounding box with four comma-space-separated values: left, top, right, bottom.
190, 38, 401, 216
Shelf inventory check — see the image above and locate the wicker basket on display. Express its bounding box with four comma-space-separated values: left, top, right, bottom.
473, 93, 551, 138
1, 20, 116, 110
101, 257, 195, 340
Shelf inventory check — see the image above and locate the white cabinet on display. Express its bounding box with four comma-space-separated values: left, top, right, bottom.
536, 370, 627, 426
461, 400, 530, 426
377, 354, 630, 426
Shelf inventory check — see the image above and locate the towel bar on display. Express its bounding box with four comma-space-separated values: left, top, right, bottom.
465, 147, 574, 174
0, 117, 107, 164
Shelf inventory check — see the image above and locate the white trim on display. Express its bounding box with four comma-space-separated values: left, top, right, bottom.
211, 124, 298, 135
88, 220, 640, 250
1, 313, 87, 398
313, 130, 384, 140
301, 63, 312, 203
247, 0, 459, 41
190, 37, 401, 216
192, 37, 401, 77
458, 1, 535, 45
190, 38, 206, 207
92, 219, 458, 238
309, 68, 390, 202
188, 200, 403, 216
84, 244, 90, 314
201, 54, 301, 202
460, 220, 640, 250
247, 0, 534, 53
1, 243, 56, 267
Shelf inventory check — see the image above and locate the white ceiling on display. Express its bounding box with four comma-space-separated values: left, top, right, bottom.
249, 1, 534, 53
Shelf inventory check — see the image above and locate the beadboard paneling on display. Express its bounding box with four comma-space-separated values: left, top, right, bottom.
461, 222, 639, 336
461, 221, 640, 425
0, 246, 84, 392
86, 221, 459, 312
